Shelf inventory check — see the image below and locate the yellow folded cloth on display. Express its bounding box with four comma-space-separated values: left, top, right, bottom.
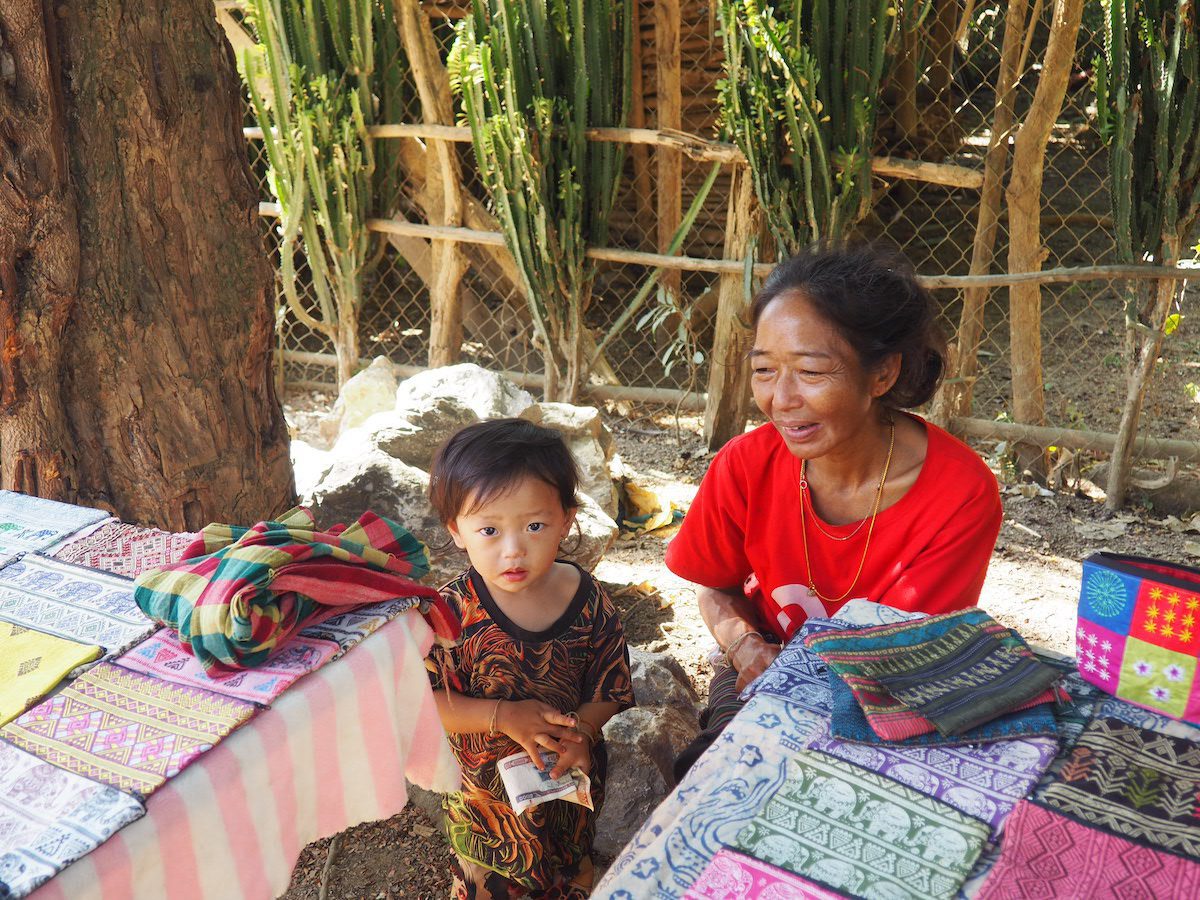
0, 619, 101, 725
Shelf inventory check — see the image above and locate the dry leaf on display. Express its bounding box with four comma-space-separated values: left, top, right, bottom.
1185, 540, 1200, 558
1074, 521, 1128, 540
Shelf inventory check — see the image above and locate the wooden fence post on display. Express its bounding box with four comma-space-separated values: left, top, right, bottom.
703, 165, 756, 449
656, 0, 682, 309
1005, 0, 1084, 476
395, 0, 466, 369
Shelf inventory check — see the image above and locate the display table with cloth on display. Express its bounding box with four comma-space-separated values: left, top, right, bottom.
593, 600, 1200, 899
28, 608, 457, 899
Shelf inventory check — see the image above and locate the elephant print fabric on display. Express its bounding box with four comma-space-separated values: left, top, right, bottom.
0, 556, 153, 666
733, 750, 988, 900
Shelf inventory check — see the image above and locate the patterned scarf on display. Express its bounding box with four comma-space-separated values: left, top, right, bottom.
684, 848, 846, 899
52, 522, 197, 579
0, 621, 101, 727
133, 507, 457, 671
733, 749, 988, 900
1037, 715, 1200, 861
0, 491, 110, 564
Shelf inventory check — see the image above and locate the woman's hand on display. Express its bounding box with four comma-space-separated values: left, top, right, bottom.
497, 700, 584, 770
731, 635, 781, 692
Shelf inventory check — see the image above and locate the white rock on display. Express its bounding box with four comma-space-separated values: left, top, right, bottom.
291, 439, 332, 502
395, 363, 534, 421
562, 492, 618, 572
318, 356, 398, 446
521, 402, 619, 518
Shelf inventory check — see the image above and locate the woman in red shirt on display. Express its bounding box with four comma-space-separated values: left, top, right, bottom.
668, 245, 1002, 778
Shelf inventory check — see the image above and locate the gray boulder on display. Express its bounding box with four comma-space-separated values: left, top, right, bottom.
629, 648, 700, 709
318, 356, 398, 447
395, 363, 534, 422
357, 402, 479, 473
521, 402, 619, 519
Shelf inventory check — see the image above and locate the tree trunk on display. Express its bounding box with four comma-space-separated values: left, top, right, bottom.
0, 0, 294, 530
1004, 0, 1084, 477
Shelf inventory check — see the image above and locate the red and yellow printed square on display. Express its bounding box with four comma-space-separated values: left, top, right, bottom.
1130, 579, 1200, 656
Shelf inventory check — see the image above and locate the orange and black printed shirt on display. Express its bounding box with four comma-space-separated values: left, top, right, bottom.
427, 563, 635, 891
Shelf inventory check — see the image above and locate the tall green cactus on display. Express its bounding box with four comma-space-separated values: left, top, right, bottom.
449, 0, 631, 402
1094, 0, 1200, 506
241, 0, 394, 387
718, 0, 896, 255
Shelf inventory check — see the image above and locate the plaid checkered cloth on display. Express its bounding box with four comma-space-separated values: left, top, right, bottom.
133, 507, 458, 671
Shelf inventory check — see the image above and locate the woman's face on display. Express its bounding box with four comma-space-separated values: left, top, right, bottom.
749, 290, 898, 460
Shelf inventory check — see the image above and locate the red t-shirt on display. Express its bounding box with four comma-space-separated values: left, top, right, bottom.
665, 415, 1002, 641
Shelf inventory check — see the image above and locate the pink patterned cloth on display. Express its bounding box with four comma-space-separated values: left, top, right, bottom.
52, 523, 198, 579
977, 800, 1200, 899
684, 849, 846, 900
117, 629, 341, 705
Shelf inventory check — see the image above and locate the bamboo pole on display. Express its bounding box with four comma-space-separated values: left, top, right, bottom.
949, 415, 1200, 463
1004, 0, 1084, 476
703, 165, 757, 449
933, 0, 1031, 426
395, 0, 466, 369
656, 0, 683, 313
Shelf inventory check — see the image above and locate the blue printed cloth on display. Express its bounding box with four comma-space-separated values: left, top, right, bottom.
739, 618, 841, 706
0, 491, 110, 565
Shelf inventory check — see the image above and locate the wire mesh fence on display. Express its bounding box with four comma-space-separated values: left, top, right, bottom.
247, 1, 1197, 459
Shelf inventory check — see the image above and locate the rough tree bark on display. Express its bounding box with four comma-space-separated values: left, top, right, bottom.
0, 0, 294, 530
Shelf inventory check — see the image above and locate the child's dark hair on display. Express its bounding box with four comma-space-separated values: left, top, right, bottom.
429, 418, 581, 524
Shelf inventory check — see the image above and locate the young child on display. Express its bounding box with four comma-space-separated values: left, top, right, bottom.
426, 418, 635, 899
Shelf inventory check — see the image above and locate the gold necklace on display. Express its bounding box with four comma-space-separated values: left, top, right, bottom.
799, 420, 895, 604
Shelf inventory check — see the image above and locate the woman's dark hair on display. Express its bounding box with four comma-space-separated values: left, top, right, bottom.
750, 244, 946, 408
428, 418, 581, 524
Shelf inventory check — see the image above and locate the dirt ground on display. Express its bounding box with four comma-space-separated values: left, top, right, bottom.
279, 393, 1200, 899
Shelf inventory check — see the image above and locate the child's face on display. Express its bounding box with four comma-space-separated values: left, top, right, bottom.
447, 475, 576, 600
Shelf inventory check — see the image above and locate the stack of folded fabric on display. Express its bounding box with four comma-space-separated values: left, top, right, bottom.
805, 609, 1066, 747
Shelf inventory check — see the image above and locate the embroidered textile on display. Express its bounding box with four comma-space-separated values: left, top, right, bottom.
805, 721, 1057, 837
1033, 650, 1101, 751
1093, 696, 1200, 742
0, 739, 144, 899
831, 599, 925, 628
52, 523, 197, 579
860, 620, 1061, 735
133, 506, 456, 671
596, 693, 828, 899
0, 622, 100, 727
1, 662, 256, 798
976, 800, 1200, 899
1037, 715, 1200, 860
0, 491, 110, 564
0, 557, 153, 663
683, 849, 847, 899
806, 610, 1061, 741
827, 667, 1059, 747
298, 597, 422, 658
733, 750, 988, 900
739, 618, 841, 707
117, 629, 340, 705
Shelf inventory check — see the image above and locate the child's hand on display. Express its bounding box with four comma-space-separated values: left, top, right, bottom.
549, 734, 591, 780
498, 700, 585, 770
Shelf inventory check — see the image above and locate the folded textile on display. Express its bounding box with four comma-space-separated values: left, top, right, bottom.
298, 597, 423, 658
827, 667, 1059, 747
976, 800, 1200, 899
0, 557, 153, 666
806, 610, 1063, 741
133, 506, 456, 671
51, 522, 197, 579
0, 739, 145, 900
739, 618, 841, 707
1093, 696, 1200, 742
0, 621, 101, 727
683, 848, 846, 899
1, 662, 257, 799
1033, 650, 1103, 752
733, 749, 988, 900
0, 491, 111, 564
806, 720, 1057, 837
117, 629, 340, 705
831, 599, 925, 628
859, 620, 1061, 736
1037, 715, 1200, 861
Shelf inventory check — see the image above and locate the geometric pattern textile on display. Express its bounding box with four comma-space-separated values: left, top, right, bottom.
117, 629, 340, 705
0, 491, 110, 565
0, 622, 101, 727
806, 610, 1062, 742
51, 523, 198, 580
132, 506, 451, 672
0, 557, 153, 664
1077, 552, 1200, 723
683, 848, 847, 899
975, 800, 1200, 900
861, 621, 1061, 736
733, 750, 988, 900
1038, 715, 1200, 861
298, 597, 422, 658
739, 618, 841, 709
0, 663, 256, 799
0, 740, 144, 900
827, 667, 1060, 748
806, 721, 1058, 838
1093, 696, 1200, 743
